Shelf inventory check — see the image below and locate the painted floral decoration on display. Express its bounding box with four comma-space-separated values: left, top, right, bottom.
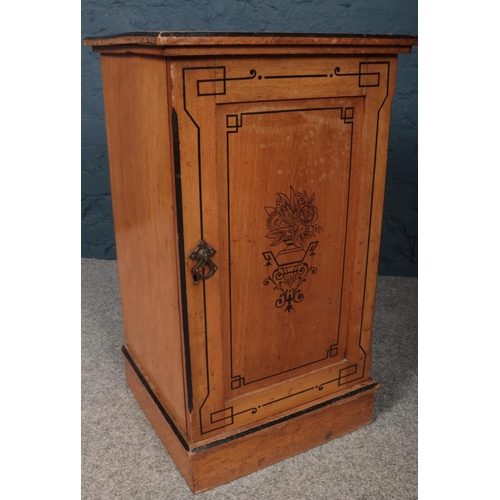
265, 187, 322, 248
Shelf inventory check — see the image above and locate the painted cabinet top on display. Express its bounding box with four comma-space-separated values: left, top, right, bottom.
84, 32, 417, 55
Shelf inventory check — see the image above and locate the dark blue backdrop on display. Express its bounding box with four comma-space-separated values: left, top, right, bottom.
81, 0, 417, 276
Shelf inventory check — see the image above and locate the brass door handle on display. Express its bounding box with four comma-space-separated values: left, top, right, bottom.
189, 240, 218, 283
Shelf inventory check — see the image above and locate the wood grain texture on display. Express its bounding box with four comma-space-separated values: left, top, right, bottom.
89, 36, 413, 493
190, 382, 379, 493
168, 55, 396, 436
92, 45, 414, 57
124, 355, 194, 490
359, 62, 399, 377
168, 59, 229, 442
84, 31, 417, 48
101, 54, 188, 433
85, 32, 417, 57
221, 100, 353, 386
124, 347, 378, 494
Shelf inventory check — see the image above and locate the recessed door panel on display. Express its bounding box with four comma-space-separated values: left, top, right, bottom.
220, 99, 358, 394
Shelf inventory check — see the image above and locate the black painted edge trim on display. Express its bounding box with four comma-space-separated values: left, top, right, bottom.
122, 345, 190, 452
84, 31, 417, 41
172, 108, 194, 413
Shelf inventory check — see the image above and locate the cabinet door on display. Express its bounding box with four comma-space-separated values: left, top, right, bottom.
171, 56, 396, 440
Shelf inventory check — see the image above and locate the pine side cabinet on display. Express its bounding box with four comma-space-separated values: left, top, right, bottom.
84, 32, 417, 493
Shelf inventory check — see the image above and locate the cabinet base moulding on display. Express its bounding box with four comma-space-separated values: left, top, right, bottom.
124, 346, 380, 494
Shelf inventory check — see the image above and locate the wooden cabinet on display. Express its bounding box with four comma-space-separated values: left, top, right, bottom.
84, 32, 417, 493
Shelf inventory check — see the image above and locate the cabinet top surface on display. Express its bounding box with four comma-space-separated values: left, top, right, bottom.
83, 31, 418, 48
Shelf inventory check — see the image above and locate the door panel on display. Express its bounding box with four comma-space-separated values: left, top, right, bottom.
172, 56, 395, 438
220, 99, 358, 394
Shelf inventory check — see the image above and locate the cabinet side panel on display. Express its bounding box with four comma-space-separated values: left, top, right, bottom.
100, 54, 187, 432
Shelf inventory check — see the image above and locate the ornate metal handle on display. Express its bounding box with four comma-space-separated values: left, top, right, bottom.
188, 240, 218, 283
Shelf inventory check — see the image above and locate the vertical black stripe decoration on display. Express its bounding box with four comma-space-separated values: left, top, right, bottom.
172, 108, 193, 412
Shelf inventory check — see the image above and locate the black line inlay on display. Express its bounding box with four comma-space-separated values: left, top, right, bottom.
182, 62, 390, 431
123, 344, 378, 455
264, 73, 328, 79
357, 61, 391, 385
192, 382, 378, 453
262, 387, 315, 407
227, 106, 354, 386
122, 345, 190, 451
172, 108, 193, 412
182, 67, 211, 433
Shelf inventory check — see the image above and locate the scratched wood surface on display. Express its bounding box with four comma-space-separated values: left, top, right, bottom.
220, 99, 355, 388
84, 31, 417, 47
85, 31, 417, 57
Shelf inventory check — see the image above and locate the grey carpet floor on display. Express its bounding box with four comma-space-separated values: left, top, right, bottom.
82, 258, 417, 500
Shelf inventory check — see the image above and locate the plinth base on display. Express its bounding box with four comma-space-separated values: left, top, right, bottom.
123, 347, 379, 494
